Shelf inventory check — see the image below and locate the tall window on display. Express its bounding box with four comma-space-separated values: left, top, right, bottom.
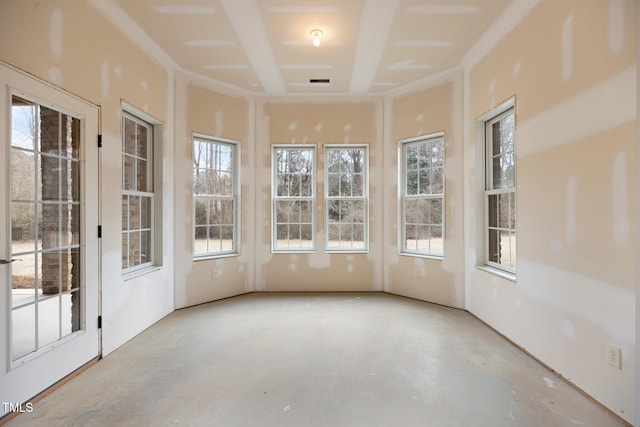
325, 145, 368, 251
272, 146, 315, 252
193, 136, 239, 257
399, 133, 445, 257
121, 111, 154, 272
484, 107, 516, 272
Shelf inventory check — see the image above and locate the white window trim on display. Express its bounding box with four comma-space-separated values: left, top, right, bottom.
271, 144, 317, 253
324, 144, 369, 253
474, 97, 516, 279
121, 102, 163, 276
192, 134, 241, 259
397, 132, 445, 259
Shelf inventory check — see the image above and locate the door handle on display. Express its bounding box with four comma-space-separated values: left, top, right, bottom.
0, 259, 21, 265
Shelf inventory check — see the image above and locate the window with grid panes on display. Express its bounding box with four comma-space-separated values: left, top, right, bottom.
325, 145, 368, 251
399, 134, 444, 257
121, 112, 153, 272
484, 107, 516, 272
193, 136, 239, 257
272, 146, 315, 252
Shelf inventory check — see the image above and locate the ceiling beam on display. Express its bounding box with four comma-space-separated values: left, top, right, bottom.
349, 0, 401, 94
219, 0, 285, 94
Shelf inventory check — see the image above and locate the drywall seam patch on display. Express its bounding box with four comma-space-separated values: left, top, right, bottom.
612, 151, 630, 248
565, 176, 576, 244
609, 0, 625, 53
50, 9, 64, 60
215, 110, 224, 137
101, 60, 110, 100
517, 66, 635, 157
562, 12, 574, 80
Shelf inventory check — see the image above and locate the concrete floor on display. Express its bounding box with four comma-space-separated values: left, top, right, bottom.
4, 293, 626, 426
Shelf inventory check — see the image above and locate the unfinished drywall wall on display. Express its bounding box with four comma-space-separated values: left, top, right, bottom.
0, 0, 175, 356
465, 0, 636, 421
384, 77, 465, 308
173, 75, 254, 308
254, 100, 383, 291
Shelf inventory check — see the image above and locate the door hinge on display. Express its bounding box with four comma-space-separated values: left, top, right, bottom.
98, 225, 102, 238
98, 134, 102, 148
98, 315, 102, 329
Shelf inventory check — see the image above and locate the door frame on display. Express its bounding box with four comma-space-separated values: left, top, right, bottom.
0, 61, 101, 417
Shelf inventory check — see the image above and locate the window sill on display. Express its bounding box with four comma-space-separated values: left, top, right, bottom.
194, 253, 240, 262
122, 265, 164, 282
399, 252, 444, 261
325, 249, 369, 254
475, 265, 516, 282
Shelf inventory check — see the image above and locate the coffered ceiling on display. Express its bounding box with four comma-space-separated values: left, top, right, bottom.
111, 0, 512, 95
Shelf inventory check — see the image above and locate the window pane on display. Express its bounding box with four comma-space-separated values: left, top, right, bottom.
221, 226, 234, 251
11, 149, 35, 201
327, 150, 340, 173
140, 230, 151, 264
328, 174, 340, 197
38, 296, 61, 349
488, 194, 498, 228
121, 233, 128, 269
327, 200, 339, 224
406, 171, 418, 195
124, 118, 136, 155
123, 155, 135, 191
352, 200, 365, 223
299, 201, 312, 223
352, 173, 364, 197
491, 121, 503, 157
219, 172, 232, 196
301, 174, 313, 197
339, 224, 353, 245
405, 198, 417, 224
140, 196, 151, 229
129, 196, 140, 229
128, 231, 140, 266
490, 111, 515, 191
416, 226, 430, 252
406, 145, 418, 170
12, 305, 36, 360
276, 200, 291, 223
11, 253, 39, 308
289, 174, 301, 197
430, 226, 443, 253
488, 235, 500, 264
352, 224, 364, 246
11, 98, 38, 151
509, 192, 516, 229
431, 167, 444, 194
137, 159, 148, 192
419, 168, 430, 195
276, 224, 289, 244
340, 175, 351, 197
498, 194, 510, 228
223, 200, 234, 225
137, 124, 148, 159
300, 225, 313, 248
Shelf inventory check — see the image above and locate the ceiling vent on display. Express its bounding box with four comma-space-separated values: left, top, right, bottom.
309, 79, 330, 84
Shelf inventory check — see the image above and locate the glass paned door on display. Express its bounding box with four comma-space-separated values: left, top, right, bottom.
10, 97, 83, 361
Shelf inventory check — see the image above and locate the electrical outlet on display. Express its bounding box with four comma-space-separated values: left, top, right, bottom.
606, 344, 621, 369
212, 270, 219, 280
414, 268, 422, 278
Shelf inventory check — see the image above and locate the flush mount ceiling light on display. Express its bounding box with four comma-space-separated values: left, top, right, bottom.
310, 29, 323, 47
